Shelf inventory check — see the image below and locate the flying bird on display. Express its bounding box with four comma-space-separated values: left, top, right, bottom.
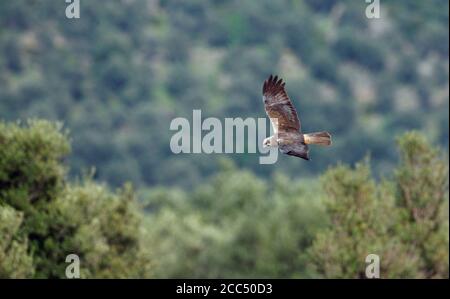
262, 75, 332, 160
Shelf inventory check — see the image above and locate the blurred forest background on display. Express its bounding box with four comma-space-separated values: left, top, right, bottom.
0, 0, 448, 278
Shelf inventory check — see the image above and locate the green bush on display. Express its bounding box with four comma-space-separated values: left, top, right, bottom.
1, 119, 447, 278
0, 120, 151, 278
0, 205, 34, 278
309, 132, 449, 278
144, 163, 327, 278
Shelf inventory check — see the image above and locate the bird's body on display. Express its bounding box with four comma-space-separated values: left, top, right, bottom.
262, 75, 332, 160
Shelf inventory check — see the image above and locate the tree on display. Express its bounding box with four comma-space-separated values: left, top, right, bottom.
144, 159, 327, 278
394, 132, 449, 278
0, 205, 34, 278
309, 132, 448, 278
0, 120, 151, 278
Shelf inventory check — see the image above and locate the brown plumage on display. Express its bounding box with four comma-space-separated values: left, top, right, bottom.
262, 75, 332, 160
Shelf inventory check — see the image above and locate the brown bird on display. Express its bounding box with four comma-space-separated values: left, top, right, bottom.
262, 75, 332, 160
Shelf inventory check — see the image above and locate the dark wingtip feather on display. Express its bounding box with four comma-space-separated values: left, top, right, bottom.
263, 74, 286, 94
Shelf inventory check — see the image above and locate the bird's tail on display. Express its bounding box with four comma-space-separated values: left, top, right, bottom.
303, 131, 332, 146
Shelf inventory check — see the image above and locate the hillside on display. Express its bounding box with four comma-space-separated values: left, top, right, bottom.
0, 0, 448, 189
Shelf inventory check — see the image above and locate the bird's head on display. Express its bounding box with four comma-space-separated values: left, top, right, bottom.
263, 136, 274, 148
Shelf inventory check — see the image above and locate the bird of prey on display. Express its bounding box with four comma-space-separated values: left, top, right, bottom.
262, 75, 332, 160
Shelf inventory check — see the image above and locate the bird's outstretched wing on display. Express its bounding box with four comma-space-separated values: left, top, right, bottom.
262, 75, 301, 134
280, 142, 310, 160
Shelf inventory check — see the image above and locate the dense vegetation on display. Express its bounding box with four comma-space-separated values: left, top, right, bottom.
0, 121, 151, 278
0, 0, 448, 188
0, 1, 448, 278
1, 121, 447, 278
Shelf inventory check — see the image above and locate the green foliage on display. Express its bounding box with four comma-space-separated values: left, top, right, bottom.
0, 0, 448, 188
0, 121, 151, 278
333, 30, 385, 71
0, 205, 34, 278
309, 133, 448, 278
0, 120, 447, 278
51, 182, 152, 278
0, 0, 448, 278
0, 120, 69, 234
144, 131, 448, 278
394, 132, 449, 278
144, 162, 327, 278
